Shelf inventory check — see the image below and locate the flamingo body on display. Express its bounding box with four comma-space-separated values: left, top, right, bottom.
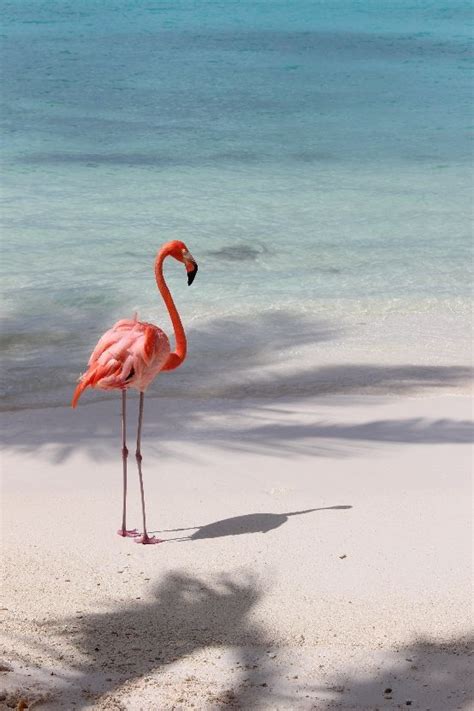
72, 318, 170, 407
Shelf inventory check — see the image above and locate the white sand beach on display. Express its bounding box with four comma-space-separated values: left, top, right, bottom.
1, 389, 472, 709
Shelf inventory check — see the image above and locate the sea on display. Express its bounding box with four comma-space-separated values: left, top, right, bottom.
1, 0, 472, 410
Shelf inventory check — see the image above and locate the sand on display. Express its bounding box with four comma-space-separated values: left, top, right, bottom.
1, 392, 473, 709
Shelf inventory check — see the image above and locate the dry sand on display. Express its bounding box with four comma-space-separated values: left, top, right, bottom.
1, 392, 473, 709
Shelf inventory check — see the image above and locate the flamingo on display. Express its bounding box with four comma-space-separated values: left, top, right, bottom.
71, 240, 198, 544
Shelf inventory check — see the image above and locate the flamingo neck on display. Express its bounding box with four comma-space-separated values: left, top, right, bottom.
155, 247, 186, 371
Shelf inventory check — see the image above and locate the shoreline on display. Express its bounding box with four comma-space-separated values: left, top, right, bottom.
2, 305, 472, 412
1, 383, 473, 415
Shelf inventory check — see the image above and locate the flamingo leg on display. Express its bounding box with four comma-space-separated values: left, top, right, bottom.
135, 392, 161, 544
117, 389, 139, 538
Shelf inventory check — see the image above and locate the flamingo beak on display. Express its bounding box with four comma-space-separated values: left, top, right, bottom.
184, 252, 198, 286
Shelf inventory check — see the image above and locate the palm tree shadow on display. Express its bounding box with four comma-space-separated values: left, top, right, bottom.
316, 634, 473, 710
152, 506, 352, 542
35, 570, 282, 709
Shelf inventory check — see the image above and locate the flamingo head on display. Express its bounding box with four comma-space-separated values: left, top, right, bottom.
166, 240, 198, 285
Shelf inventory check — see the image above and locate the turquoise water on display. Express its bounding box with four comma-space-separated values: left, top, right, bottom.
1, 1, 472, 408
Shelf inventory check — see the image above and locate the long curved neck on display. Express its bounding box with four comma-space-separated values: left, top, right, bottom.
155, 248, 186, 371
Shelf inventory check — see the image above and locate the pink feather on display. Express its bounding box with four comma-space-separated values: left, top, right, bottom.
72, 318, 171, 407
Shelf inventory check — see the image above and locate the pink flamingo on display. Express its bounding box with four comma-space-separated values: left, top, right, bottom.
71, 240, 198, 544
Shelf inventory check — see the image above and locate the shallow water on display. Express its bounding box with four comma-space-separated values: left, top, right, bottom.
1, 1, 472, 409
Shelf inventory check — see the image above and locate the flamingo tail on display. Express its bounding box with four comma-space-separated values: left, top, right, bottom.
71, 374, 91, 408
71, 358, 126, 408
71, 365, 101, 408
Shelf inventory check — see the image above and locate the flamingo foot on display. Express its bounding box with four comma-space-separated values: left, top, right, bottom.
117, 528, 140, 538
135, 534, 163, 545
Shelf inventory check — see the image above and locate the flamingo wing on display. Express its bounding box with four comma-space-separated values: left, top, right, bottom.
72, 319, 170, 407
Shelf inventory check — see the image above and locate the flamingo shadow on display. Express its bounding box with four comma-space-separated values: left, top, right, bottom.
151, 505, 352, 541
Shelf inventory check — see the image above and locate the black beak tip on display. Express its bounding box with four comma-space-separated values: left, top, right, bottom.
187, 264, 198, 286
